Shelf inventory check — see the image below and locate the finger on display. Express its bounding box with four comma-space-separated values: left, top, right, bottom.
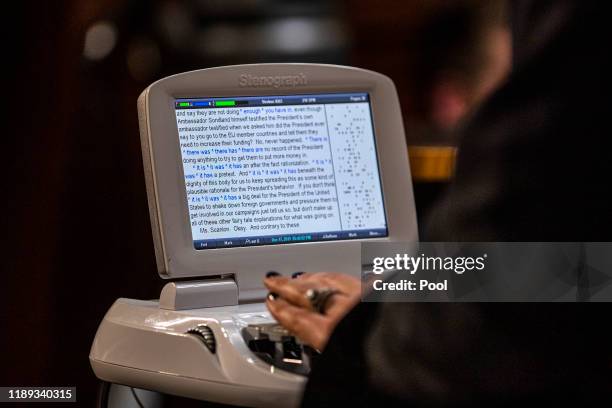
265, 272, 358, 294
264, 277, 316, 309
264, 273, 361, 311
302, 272, 362, 294
266, 297, 331, 350
266, 279, 355, 319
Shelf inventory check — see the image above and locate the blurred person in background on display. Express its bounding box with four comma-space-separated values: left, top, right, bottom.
407, 0, 511, 134
393, 0, 512, 226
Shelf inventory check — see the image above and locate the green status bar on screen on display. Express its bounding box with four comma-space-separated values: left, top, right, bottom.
214, 100, 236, 107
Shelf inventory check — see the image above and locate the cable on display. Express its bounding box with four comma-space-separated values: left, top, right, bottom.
130, 387, 146, 408
96, 381, 111, 408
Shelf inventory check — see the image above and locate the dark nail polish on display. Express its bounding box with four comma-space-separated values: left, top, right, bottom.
266, 271, 280, 278
291, 271, 305, 279
267, 292, 279, 301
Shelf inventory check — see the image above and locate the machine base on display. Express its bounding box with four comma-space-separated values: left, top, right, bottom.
90, 299, 305, 407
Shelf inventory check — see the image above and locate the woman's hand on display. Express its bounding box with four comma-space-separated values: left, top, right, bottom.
264, 272, 361, 351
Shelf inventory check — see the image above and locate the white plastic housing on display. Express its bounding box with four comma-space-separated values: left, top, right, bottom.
90, 299, 305, 407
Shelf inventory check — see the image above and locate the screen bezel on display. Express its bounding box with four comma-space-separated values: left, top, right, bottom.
139, 64, 417, 300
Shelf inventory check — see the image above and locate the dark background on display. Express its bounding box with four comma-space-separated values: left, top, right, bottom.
1, 1, 506, 405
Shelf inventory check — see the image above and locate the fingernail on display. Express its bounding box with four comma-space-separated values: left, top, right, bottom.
291, 271, 305, 279
267, 292, 279, 301
266, 271, 280, 278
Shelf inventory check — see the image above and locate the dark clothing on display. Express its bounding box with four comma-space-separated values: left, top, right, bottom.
303, 1, 612, 406
427, 0, 612, 242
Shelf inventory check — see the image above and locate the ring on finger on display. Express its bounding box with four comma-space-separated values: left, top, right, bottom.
305, 287, 340, 314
